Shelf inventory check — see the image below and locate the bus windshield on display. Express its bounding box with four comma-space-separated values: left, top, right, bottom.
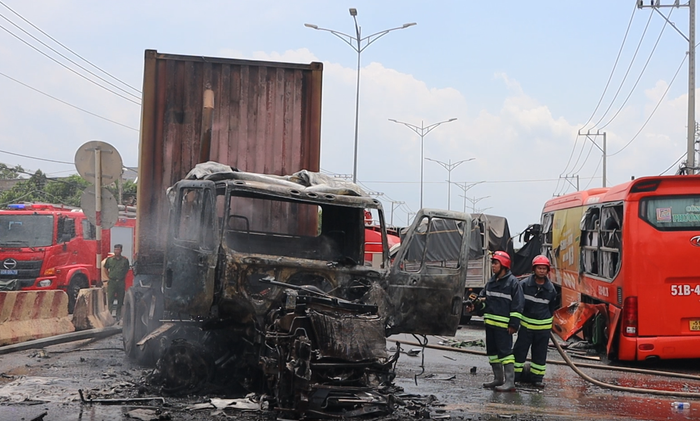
0, 214, 54, 247
639, 195, 700, 230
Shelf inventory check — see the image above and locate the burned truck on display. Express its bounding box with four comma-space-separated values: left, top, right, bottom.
123, 166, 470, 416
122, 51, 470, 416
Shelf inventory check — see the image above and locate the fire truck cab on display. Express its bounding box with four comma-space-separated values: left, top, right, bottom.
0, 203, 134, 312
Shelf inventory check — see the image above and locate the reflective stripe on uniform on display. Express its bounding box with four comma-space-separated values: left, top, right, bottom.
520, 315, 553, 330
484, 313, 510, 329
514, 361, 525, 373
486, 290, 513, 301
524, 294, 550, 304
488, 354, 515, 364
529, 361, 546, 375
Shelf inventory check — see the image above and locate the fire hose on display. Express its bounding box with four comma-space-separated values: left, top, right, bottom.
389, 335, 700, 398
547, 332, 700, 399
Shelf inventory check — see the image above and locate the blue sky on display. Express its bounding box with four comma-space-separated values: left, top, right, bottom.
0, 1, 695, 241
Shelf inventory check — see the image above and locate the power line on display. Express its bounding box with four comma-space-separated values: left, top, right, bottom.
582, 156, 604, 191
0, 11, 140, 100
555, 3, 638, 196
0, 22, 140, 105
597, 6, 673, 130
582, 3, 638, 131
609, 52, 687, 156
659, 153, 686, 175
0, 0, 140, 94
0, 148, 73, 165
0, 70, 139, 131
587, 11, 655, 130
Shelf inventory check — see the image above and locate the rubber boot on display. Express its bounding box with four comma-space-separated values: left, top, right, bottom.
482, 363, 504, 389
495, 363, 516, 392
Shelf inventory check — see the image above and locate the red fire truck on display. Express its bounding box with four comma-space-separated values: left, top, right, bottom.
0, 203, 135, 312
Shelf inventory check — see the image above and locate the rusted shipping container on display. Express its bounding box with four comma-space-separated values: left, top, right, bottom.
136, 50, 323, 274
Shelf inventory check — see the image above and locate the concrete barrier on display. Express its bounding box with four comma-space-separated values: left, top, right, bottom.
72, 287, 115, 331
0, 290, 76, 346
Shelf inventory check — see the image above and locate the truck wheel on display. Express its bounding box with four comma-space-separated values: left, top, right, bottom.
67, 274, 88, 314
123, 288, 161, 365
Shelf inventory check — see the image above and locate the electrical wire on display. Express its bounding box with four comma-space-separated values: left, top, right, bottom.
588, 11, 655, 130
554, 3, 638, 197
609, 52, 687, 156
568, 136, 597, 176
0, 12, 140, 100
0, 148, 73, 165
659, 153, 686, 175
598, 7, 673, 130
0, 70, 139, 131
582, 3, 638, 131
0, 0, 140, 94
0, 22, 140, 105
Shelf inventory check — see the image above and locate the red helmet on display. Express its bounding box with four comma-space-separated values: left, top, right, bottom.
491, 251, 511, 269
532, 255, 551, 270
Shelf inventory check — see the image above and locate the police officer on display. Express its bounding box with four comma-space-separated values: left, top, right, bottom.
104, 244, 130, 319
467, 251, 524, 392
513, 255, 558, 388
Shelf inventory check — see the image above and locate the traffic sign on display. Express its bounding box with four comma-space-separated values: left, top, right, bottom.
80, 186, 119, 229
74, 141, 123, 186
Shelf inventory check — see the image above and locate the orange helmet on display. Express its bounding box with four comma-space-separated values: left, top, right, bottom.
491, 251, 511, 269
532, 255, 551, 270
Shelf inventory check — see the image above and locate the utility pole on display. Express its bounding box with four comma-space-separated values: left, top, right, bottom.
407, 211, 416, 225
388, 200, 404, 226
639, 0, 695, 174
578, 130, 607, 187
558, 175, 580, 194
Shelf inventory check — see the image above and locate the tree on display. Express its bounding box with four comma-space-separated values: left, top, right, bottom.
0, 163, 24, 179
0, 171, 89, 207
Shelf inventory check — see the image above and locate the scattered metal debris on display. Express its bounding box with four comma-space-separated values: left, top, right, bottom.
78, 389, 165, 405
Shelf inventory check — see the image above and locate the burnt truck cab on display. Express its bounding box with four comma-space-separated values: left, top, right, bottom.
123, 170, 471, 416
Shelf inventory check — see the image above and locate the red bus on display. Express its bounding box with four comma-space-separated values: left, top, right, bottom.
0, 203, 135, 312
541, 175, 700, 361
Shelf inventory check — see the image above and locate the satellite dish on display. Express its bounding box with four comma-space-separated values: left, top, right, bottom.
74, 140, 123, 186
80, 186, 119, 229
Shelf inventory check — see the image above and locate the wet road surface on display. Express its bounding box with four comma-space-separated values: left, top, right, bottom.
0, 320, 698, 420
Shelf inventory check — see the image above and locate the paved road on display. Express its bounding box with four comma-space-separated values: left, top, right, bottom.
0, 322, 698, 420
389, 320, 700, 420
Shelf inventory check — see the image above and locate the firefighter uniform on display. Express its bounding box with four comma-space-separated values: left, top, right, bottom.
478, 269, 524, 378
513, 274, 557, 385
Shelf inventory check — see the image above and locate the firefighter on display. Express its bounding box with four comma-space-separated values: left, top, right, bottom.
513, 255, 558, 388
466, 250, 523, 392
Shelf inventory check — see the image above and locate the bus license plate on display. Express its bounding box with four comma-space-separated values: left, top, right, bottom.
691, 320, 700, 331
0, 270, 17, 275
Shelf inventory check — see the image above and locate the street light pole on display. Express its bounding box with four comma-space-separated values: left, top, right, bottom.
466, 195, 490, 213
425, 157, 474, 210
450, 181, 485, 213
388, 118, 457, 208
306, 11, 416, 183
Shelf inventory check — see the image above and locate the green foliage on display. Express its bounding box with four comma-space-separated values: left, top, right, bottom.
0, 171, 92, 208
0, 163, 23, 179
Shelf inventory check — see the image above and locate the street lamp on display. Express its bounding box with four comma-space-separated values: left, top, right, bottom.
450, 181, 485, 213
388, 118, 457, 209
466, 195, 490, 213
306, 11, 416, 183
425, 157, 474, 210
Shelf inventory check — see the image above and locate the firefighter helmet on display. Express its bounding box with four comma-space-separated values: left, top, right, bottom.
491, 251, 511, 269
532, 255, 551, 270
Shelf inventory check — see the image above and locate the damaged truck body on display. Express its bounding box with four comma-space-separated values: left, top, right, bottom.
123, 50, 470, 418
